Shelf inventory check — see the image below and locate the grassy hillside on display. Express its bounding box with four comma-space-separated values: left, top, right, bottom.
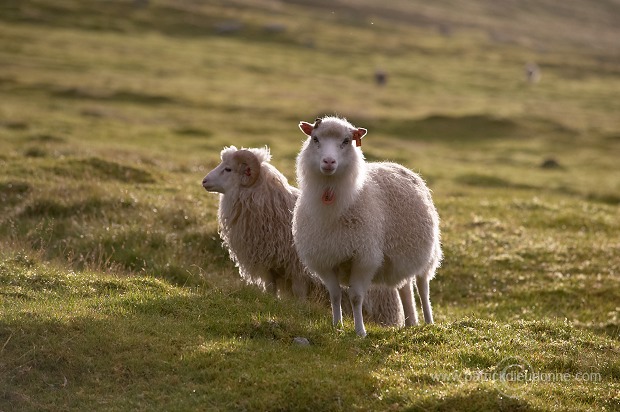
1, 0, 619, 410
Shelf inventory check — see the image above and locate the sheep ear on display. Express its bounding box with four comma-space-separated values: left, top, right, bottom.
352, 128, 367, 147
299, 121, 314, 136
233, 150, 261, 187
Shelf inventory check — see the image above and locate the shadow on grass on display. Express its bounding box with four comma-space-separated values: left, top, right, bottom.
6, 196, 230, 287
406, 389, 537, 412
452, 173, 620, 205
454, 173, 536, 190
53, 87, 176, 106
0, 181, 31, 209
46, 157, 156, 184
356, 114, 579, 144
374, 114, 520, 141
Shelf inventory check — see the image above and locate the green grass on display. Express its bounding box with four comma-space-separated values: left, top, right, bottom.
1, 0, 619, 410
2, 256, 618, 411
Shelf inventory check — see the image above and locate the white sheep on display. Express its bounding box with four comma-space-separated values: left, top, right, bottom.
202, 146, 406, 327
292, 116, 442, 336
202, 146, 312, 298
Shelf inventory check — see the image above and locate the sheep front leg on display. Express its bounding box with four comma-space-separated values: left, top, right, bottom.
348, 284, 367, 337
398, 279, 418, 326
349, 261, 377, 337
321, 272, 343, 329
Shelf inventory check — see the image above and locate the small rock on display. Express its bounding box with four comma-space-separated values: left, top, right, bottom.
540, 158, 561, 169
264, 23, 287, 33
215, 21, 244, 35
293, 337, 310, 346
375, 69, 388, 86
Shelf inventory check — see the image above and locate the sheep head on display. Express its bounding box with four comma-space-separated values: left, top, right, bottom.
299, 117, 366, 147
298, 116, 367, 177
202, 147, 261, 194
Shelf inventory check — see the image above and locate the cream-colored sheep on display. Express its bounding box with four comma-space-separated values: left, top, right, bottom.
202, 146, 311, 297
293, 116, 442, 337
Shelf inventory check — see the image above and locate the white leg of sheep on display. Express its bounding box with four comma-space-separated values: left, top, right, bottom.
322, 272, 343, 328
398, 279, 419, 326
416, 275, 434, 324
347, 261, 379, 337
348, 286, 366, 337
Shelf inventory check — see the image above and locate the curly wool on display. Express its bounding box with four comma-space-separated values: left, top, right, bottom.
217, 147, 309, 293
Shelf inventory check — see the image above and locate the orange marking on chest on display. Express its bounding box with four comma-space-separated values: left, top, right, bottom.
322, 188, 335, 205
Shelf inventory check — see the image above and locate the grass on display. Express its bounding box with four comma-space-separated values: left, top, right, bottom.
1, 0, 619, 410
2, 256, 618, 411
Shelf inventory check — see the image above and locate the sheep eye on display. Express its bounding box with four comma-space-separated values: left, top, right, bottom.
343, 138, 350, 146
224, 167, 232, 172
312, 136, 319, 143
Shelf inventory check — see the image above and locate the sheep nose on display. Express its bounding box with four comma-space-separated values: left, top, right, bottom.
322, 157, 336, 166
202, 177, 208, 186
320, 157, 337, 175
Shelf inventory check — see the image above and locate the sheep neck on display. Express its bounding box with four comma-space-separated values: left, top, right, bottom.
313, 169, 365, 212
298, 150, 367, 213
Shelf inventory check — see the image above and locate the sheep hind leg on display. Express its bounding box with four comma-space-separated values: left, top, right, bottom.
267, 269, 279, 297
415, 275, 434, 324
398, 279, 418, 327
291, 275, 309, 301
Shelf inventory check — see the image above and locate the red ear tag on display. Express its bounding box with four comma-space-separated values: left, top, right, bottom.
353, 136, 362, 147
322, 188, 335, 205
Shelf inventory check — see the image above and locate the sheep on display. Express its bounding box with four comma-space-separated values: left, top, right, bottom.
201, 146, 407, 327
202, 146, 312, 298
292, 116, 442, 337
525, 62, 541, 84
374, 69, 388, 87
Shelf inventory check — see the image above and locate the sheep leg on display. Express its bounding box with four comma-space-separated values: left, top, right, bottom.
415, 275, 434, 324
266, 269, 279, 297
398, 279, 418, 327
348, 283, 368, 337
349, 261, 377, 337
322, 273, 343, 329
291, 276, 309, 301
